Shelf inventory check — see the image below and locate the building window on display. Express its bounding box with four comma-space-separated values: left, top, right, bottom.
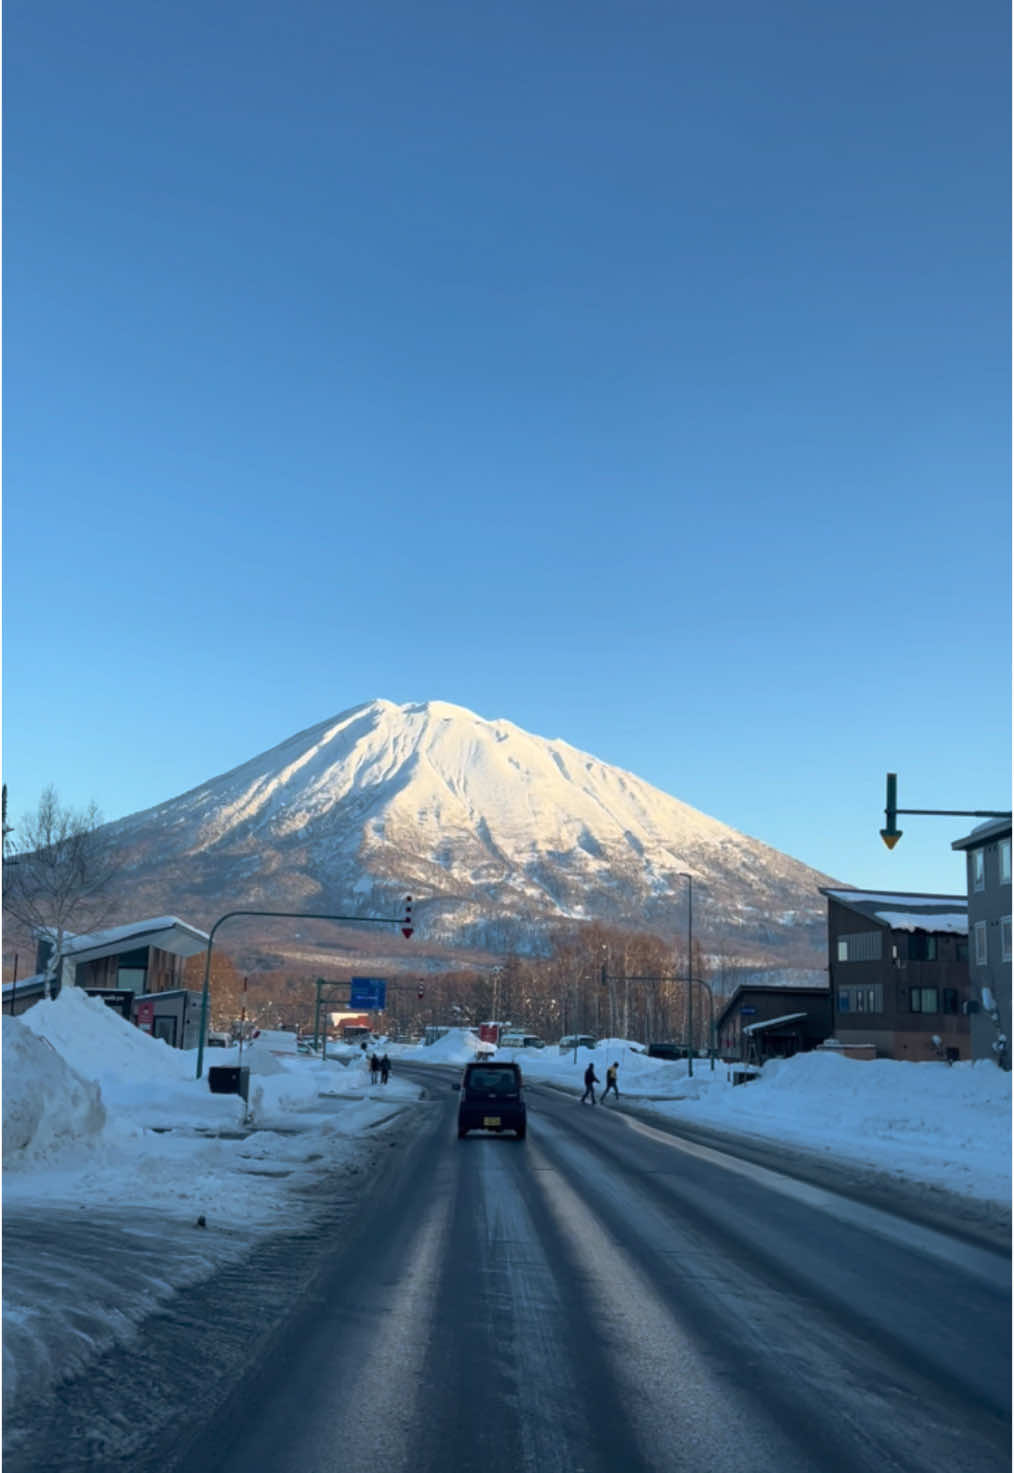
957, 938, 968, 964
974, 921, 988, 967
837, 990, 850, 1012
854, 989, 865, 1011
942, 988, 958, 1014
1002, 916, 1012, 964
866, 986, 882, 1012
972, 850, 985, 892
910, 987, 939, 1013
837, 931, 883, 963
1001, 841, 1012, 886
908, 933, 938, 962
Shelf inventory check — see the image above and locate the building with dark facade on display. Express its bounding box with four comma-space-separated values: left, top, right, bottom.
821, 889, 969, 1060
951, 818, 1012, 1068
715, 983, 832, 1062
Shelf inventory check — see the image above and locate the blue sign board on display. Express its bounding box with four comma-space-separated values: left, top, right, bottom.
739, 1006, 758, 1016
350, 977, 387, 1011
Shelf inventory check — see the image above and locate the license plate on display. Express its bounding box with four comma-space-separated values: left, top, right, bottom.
482, 1116, 501, 1128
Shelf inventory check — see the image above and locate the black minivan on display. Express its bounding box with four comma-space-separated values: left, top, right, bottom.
453, 1060, 526, 1139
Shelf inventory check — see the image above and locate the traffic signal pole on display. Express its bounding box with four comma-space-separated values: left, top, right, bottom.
880, 773, 1009, 850
196, 900, 413, 1079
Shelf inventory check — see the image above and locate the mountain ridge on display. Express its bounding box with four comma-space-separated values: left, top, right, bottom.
93, 698, 840, 969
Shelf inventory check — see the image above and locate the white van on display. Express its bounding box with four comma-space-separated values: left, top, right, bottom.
500, 1033, 545, 1050
559, 1034, 597, 1054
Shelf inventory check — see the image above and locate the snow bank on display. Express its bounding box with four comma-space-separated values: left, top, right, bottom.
389, 1028, 481, 1065
3, 1019, 106, 1166
20, 986, 192, 1083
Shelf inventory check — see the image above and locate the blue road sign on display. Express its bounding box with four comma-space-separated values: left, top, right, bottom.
350, 977, 387, 1010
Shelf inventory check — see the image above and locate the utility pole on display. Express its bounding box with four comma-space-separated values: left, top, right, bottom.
680, 872, 694, 1077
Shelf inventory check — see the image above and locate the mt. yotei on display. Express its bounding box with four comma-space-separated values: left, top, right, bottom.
95, 699, 840, 966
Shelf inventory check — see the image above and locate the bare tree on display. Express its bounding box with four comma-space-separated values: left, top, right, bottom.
2, 786, 120, 999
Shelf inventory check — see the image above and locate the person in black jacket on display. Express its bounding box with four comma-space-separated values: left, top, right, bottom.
581, 1061, 599, 1105
380, 1054, 391, 1084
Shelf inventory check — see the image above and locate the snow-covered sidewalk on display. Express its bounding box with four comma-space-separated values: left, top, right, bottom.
2, 992, 422, 1415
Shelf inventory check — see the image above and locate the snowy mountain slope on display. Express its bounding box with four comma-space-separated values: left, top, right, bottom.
99, 699, 840, 964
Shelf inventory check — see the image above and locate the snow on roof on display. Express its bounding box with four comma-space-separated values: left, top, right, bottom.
37, 916, 210, 960
871, 910, 967, 935
1, 974, 46, 998
743, 1012, 809, 1034
730, 970, 827, 990
951, 816, 1012, 850
822, 889, 964, 908
821, 889, 967, 934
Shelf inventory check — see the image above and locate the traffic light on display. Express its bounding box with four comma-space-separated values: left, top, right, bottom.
417, 984, 424, 1000
880, 772, 903, 850
402, 896, 413, 939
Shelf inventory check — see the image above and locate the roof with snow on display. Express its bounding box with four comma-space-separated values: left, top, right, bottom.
714, 981, 829, 1031
820, 889, 967, 935
2, 973, 46, 1000
35, 916, 210, 961
743, 1012, 809, 1034
951, 816, 1012, 851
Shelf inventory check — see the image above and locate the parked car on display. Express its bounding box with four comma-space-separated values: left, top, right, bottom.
559, 1034, 597, 1054
499, 1033, 545, 1049
453, 1061, 526, 1139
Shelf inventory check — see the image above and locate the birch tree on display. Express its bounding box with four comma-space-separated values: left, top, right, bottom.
2, 786, 120, 998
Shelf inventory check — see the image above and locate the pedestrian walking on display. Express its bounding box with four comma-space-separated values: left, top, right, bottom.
380, 1054, 391, 1084
603, 1061, 620, 1102
581, 1060, 599, 1105
370, 1053, 380, 1084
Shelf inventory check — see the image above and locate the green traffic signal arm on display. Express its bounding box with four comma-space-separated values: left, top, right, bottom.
196, 906, 410, 1079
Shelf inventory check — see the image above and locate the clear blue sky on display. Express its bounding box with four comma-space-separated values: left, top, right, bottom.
4, 0, 1010, 898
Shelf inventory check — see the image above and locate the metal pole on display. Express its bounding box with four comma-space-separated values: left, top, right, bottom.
196, 906, 408, 1079
10, 952, 18, 1016
238, 976, 247, 1068
680, 873, 693, 1078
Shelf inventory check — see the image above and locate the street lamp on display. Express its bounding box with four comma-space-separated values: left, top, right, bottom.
679, 873, 695, 1077
195, 902, 412, 1078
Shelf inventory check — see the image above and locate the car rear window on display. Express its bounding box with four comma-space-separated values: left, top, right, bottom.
466, 1068, 518, 1094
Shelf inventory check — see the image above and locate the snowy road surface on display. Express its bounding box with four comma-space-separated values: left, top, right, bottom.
6, 1063, 1010, 1473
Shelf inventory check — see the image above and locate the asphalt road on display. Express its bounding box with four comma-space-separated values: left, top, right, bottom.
7, 1067, 1011, 1473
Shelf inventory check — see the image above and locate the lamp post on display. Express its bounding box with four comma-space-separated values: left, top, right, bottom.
195, 902, 412, 1079
679, 872, 695, 1077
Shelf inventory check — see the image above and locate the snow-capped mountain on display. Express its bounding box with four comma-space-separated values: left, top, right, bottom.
102, 699, 839, 966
